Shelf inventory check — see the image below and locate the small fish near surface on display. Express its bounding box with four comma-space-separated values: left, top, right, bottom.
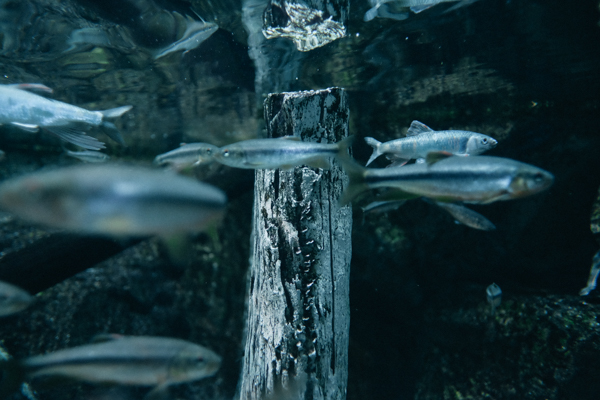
365, 120, 497, 167
154, 12, 218, 60
486, 282, 502, 315
364, 0, 476, 21
433, 201, 496, 231
0, 280, 34, 317
153, 142, 219, 169
0, 335, 221, 400
340, 153, 554, 205
214, 135, 354, 170
0, 83, 132, 150
66, 149, 110, 163
0, 164, 227, 237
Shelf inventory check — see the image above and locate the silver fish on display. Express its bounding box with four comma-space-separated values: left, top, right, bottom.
66, 150, 111, 163
0, 83, 132, 150
154, 13, 218, 59
215, 136, 353, 170
0, 164, 227, 236
365, 120, 497, 166
486, 283, 502, 315
365, 0, 471, 21
0, 280, 34, 317
580, 250, 600, 296
153, 142, 219, 168
64, 27, 111, 53
0, 335, 221, 399
434, 201, 496, 231
341, 154, 554, 205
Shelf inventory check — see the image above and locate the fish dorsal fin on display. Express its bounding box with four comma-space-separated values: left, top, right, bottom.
406, 120, 434, 136
425, 151, 453, 165
279, 136, 301, 141
91, 333, 123, 343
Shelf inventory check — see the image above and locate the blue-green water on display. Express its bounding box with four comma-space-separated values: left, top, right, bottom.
0, 0, 599, 399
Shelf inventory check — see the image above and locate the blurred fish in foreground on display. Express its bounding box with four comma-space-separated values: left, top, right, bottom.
215, 136, 353, 170
0, 164, 227, 236
0, 335, 221, 400
365, 120, 497, 166
0, 83, 132, 150
486, 283, 502, 315
0, 280, 34, 317
340, 153, 554, 205
153, 142, 219, 169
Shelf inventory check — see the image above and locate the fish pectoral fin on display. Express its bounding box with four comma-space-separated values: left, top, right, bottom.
425, 151, 453, 165
11, 122, 39, 132
45, 126, 106, 151
410, 5, 435, 13
144, 383, 171, 400
10, 83, 53, 94
386, 159, 409, 168
406, 120, 434, 136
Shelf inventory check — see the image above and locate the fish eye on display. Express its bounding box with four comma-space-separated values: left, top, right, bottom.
222, 149, 230, 157
481, 138, 488, 145
205, 148, 212, 155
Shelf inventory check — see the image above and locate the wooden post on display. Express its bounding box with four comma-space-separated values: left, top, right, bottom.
238, 88, 352, 400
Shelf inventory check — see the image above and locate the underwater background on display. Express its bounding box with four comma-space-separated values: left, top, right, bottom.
0, 0, 599, 399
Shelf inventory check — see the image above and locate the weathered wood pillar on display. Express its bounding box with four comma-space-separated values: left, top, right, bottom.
238, 87, 352, 400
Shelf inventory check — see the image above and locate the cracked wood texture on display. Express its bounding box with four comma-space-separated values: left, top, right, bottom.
238, 88, 351, 400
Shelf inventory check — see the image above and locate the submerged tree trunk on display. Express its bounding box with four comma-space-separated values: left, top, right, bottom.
238, 88, 352, 400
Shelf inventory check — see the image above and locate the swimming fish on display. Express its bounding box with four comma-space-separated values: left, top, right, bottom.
364, 120, 497, 166
340, 153, 554, 205
0, 280, 34, 317
0, 83, 132, 150
153, 142, 219, 169
215, 136, 354, 170
66, 150, 111, 163
434, 201, 496, 231
0, 164, 227, 236
580, 250, 600, 296
0, 335, 221, 399
486, 283, 502, 315
154, 13, 218, 59
364, 0, 468, 21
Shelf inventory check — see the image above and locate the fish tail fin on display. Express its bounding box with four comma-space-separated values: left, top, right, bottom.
364, 5, 379, 21
364, 137, 382, 166
100, 121, 126, 146
0, 359, 24, 398
336, 135, 355, 157
338, 153, 369, 206
99, 105, 132, 119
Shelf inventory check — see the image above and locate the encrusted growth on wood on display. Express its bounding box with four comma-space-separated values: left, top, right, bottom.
239, 88, 351, 400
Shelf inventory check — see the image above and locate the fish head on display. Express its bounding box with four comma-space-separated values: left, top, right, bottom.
0, 172, 76, 227
197, 144, 217, 163
509, 166, 554, 198
216, 144, 245, 166
169, 344, 222, 383
466, 134, 498, 154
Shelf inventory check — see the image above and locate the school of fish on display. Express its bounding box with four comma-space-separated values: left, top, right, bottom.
0, 2, 561, 398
